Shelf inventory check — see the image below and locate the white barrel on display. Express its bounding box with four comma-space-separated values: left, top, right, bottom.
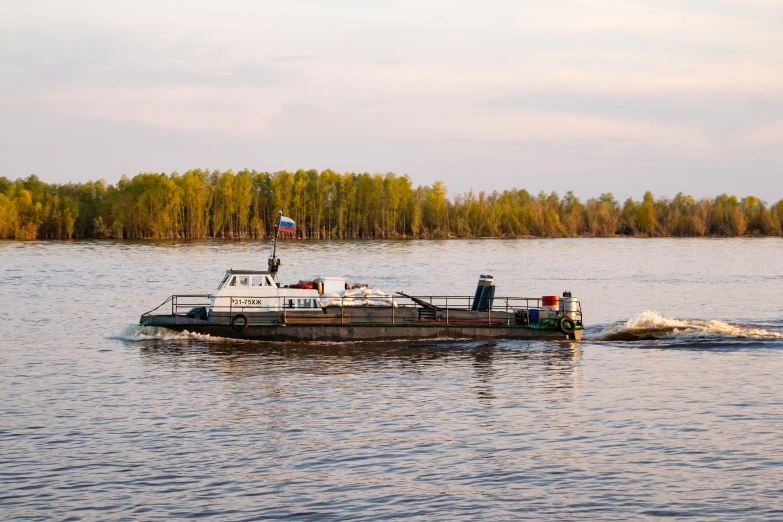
560, 297, 579, 320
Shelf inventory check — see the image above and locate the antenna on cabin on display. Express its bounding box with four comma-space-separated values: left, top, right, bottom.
268, 210, 283, 279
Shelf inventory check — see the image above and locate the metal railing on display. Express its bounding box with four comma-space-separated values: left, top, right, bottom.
141, 293, 583, 328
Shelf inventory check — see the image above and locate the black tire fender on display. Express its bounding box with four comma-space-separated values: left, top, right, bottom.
231, 314, 249, 332
558, 316, 576, 336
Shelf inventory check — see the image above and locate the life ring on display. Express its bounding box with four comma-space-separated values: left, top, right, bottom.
558, 316, 576, 336
231, 314, 249, 332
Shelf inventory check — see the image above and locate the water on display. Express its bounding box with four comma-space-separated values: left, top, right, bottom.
1, 238, 782, 520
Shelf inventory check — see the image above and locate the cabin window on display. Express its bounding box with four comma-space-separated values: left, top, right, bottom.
228, 276, 237, 287
239, 276, 249, 287
266, 277, 273, 286
218, 273, 231, 290
252, 276, 265, 287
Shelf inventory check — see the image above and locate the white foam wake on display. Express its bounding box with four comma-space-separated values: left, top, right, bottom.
113, 324, 234, 342
592, 311, 783, 341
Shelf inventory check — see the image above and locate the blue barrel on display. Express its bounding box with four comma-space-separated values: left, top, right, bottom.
529, 309, 539, 322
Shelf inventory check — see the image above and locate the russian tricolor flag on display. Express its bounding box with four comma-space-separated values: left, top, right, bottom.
278, 216, 296, 233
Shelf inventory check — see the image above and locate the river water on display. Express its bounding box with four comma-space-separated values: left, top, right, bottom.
1, 239, 782, 520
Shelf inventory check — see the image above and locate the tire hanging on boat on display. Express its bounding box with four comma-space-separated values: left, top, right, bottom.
558, 316, 576, 336
231, 314, 249, 332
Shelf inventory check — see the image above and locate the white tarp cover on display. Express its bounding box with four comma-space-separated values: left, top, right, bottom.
320, 288, 397, 307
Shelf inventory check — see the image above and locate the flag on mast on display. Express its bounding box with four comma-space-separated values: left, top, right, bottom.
278, 215, 296, 233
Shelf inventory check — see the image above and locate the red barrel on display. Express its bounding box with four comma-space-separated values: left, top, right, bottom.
542, 295, 560, 307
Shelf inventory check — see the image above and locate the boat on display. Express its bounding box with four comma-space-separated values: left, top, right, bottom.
139, 212, 584, 341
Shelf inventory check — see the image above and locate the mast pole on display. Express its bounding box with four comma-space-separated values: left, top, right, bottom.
268, 210, 283, 279
272, 210, 282, 260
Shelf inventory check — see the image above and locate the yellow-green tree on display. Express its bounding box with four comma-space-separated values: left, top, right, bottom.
0, 193, 17, 238
15, 189, 43, 240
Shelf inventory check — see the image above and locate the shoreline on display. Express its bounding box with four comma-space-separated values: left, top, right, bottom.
2, 235, 782, 242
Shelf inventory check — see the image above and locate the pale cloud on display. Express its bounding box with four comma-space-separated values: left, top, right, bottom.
526, 1, 781, 45
20, 85, 291, 137
424, 112, 715, 154
742, 119, 783, 145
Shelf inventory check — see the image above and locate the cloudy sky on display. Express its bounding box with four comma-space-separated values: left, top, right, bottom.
1, 0, 782, 199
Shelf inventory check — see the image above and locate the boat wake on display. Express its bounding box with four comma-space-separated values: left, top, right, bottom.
592, 311, 783, 342
113, 324, 239, 343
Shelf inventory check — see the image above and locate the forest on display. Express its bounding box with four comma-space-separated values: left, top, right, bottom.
0, 169, 782, 240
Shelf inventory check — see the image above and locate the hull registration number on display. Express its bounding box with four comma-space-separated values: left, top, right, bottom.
231, 298, 265, 306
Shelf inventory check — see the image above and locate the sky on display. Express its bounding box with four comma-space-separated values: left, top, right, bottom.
1, 0, 782, 200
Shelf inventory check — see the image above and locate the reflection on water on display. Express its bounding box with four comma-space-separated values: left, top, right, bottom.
2, 239, 783, 520
136, 339, 582, 400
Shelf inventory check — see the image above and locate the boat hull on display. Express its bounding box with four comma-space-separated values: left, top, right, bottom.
140, 315, 582, 342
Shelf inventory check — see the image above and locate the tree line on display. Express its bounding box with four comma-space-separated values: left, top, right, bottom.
0, 170, 782, 240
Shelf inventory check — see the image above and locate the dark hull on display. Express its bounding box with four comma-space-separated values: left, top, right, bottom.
140, 315, 582, 342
